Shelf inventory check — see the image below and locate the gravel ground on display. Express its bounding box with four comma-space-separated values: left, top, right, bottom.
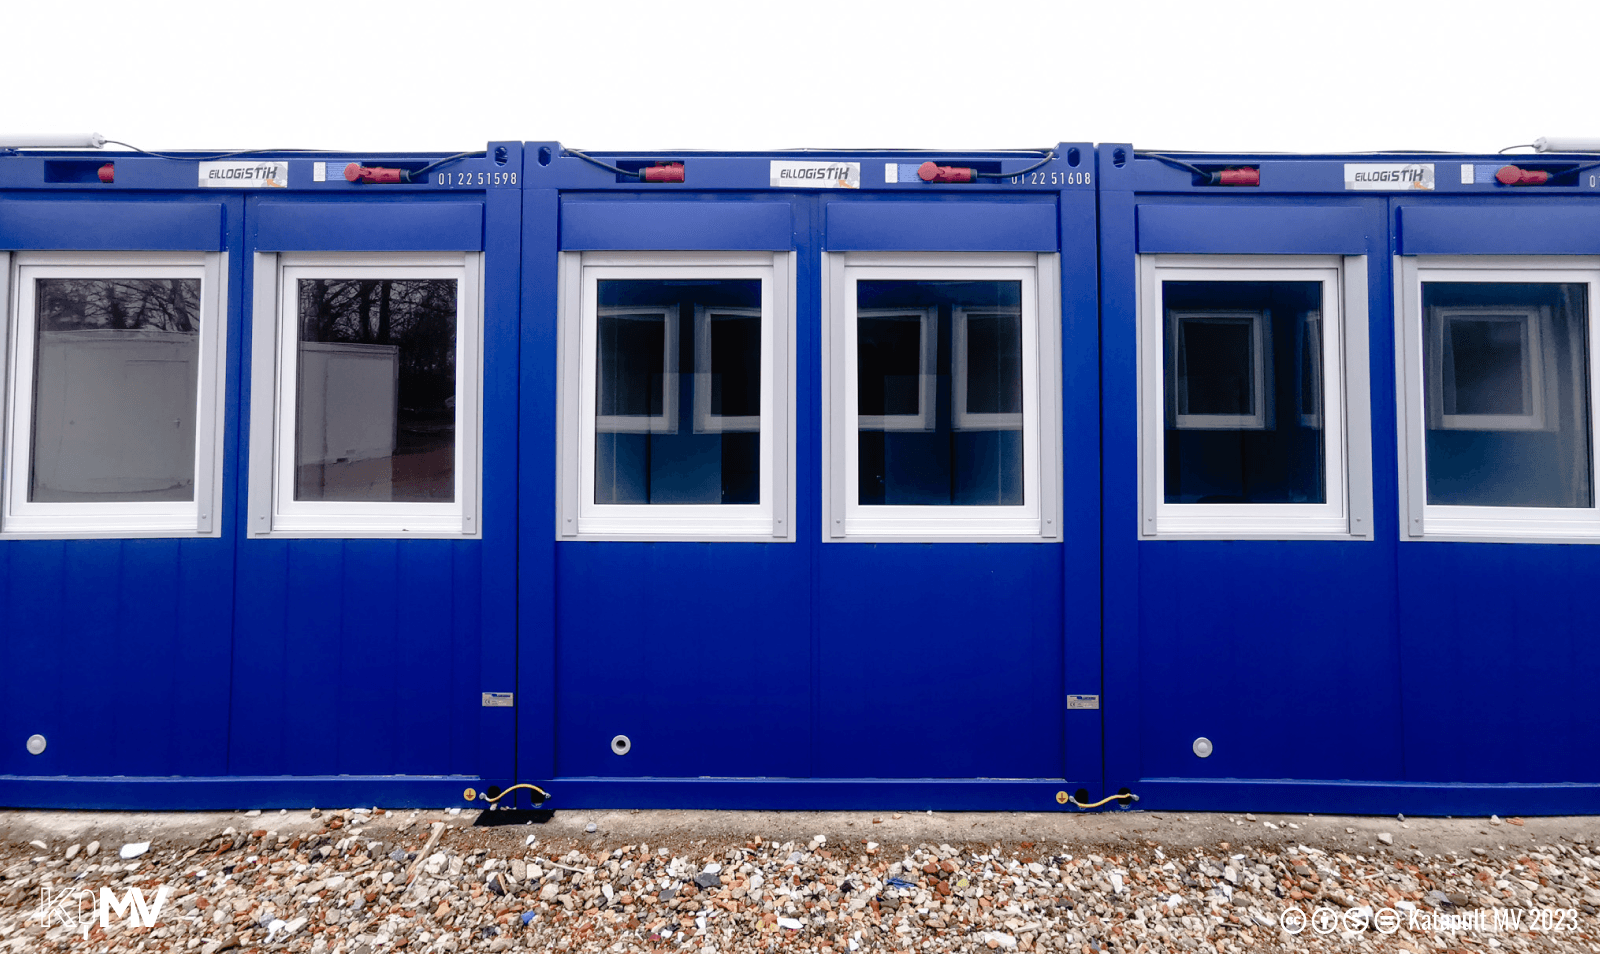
2, 809, 1598, 953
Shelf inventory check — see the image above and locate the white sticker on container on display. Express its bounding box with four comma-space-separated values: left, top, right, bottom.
884, 162, 898, 184
1343, 163, 1434, 191
1460, 163, 1474, 185
770, 161, 859, 189
314, 161, 327, 183
198, 160, 288, 188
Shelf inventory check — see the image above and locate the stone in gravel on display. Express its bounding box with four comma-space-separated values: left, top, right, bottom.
695, 870, 721, 888
64, 843, 79, 860
539, 882, 559, 901
120, 841, 150, 859
776, 917, 803, 930
510, 858, 526, 881
27, 840, 45, 850
85, 840, 99, 857
1490, 815, 1502, 825
1376, 832, 1394, 846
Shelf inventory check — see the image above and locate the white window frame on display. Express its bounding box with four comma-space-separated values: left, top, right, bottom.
692, 304, 759, 434
822, 251, 1062, 543
1396, 255, 1600, 542
1427, 304, 1552, 432
247, 251, 482, 539
1167, 308, 1271, 431
0, 251, 228, 538
597, 305, 679, 435
556, 250, 795, 542
856, 307, 937, 432
1139, 254, 1372, 541
952, 305, 1024, 432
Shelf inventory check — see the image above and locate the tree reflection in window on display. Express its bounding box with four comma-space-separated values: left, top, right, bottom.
295, 279, 458, 503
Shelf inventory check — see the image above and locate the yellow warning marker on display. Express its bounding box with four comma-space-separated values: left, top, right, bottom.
1055, 791, 1069, 805
462, 787, 477, 802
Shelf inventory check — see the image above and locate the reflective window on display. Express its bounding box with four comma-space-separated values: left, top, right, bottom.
1162, 281, 1325, 504
295, 279, 458, 503
593, 279, 761, 505
29, 278, 200, 503
1423, 282, 1592, 508
3, 254, 226, 538
252, 255, 480, 538
856, 280, 1023, 506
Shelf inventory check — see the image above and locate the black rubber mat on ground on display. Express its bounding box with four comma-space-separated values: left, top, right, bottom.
472, 809, 555, 826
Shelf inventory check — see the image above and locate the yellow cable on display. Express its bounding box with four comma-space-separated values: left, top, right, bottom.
1067, 792, 1140, 809
478, 783, 550, 806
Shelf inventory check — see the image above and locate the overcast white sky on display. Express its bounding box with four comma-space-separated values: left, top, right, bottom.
8, 0, 1598, 156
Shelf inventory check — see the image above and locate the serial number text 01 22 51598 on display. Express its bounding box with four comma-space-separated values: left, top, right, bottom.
437, 171, 518, 187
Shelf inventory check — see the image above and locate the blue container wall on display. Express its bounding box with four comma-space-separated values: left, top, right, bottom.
5, 143, 1598, 815
517, 147, 1105, 810
0, 148, 522, 808
0, 192, 243, 785
1390, 196, 1600, 798
1097, 146, 1600, 815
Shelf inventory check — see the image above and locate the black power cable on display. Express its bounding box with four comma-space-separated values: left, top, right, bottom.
972, 150, 1056, 179
1138, 152, 1233, 184
410, 151, 486, 180
563, 147, 643, 179
102, 141, 329, 161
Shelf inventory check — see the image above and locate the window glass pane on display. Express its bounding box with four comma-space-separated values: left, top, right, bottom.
1162, 281, 1324, 504
1179, 319, 1254, 416
1423, 282, 1592, 508
30, 278, 200, 502
597, 312, 667, 420
295, 279, 457, 503
856, 280, 1023, 506
708, 311, 760, 418
964, 312, 1022, 416
594, 279, 761, 505
859, 316, 924, 418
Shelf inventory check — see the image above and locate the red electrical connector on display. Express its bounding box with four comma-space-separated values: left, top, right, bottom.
344, 163, 411, 184
1496, 165, 1550, 186
642, 162, 685, 183
1215, 167, 1259, 186
97, 163, 114, 183
918, 162, 975, 183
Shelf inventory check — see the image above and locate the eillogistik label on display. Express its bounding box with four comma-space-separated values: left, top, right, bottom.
197, 161, 288, 188
1344, 162, 1434, 191
769, 161, 860, 189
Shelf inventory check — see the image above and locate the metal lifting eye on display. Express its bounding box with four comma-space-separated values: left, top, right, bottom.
611, 735, 632, 756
